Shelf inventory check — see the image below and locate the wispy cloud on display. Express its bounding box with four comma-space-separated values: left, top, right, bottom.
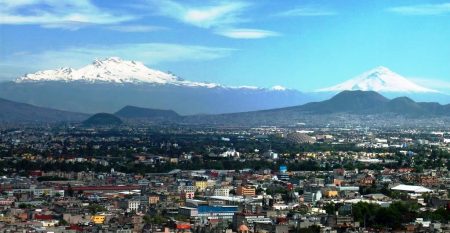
0, 0, 134, 29
387, 3, 450, 16
215, 28, 280, 39
150, 0, 249, 28
0, 43, 235, 79
106, 24, 168, 32
148, 0, 278, 39
276, 7, 337, 17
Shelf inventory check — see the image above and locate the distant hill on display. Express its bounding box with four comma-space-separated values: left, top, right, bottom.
115, 106, 180, 121
300, 90, 389, 113
106, 91, 450, 127
0, 97, 88, 123
181, 90, 450, 126
2, 90, 449, 126
83, 113, 123, 126
268, 90, 450, 116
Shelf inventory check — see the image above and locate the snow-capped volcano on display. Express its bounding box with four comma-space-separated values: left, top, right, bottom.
317, 66, 437, 93
4, 57, 317, 115
16, 57, 220, 88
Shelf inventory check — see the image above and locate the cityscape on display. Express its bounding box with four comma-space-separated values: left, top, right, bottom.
1, 0, 450, 233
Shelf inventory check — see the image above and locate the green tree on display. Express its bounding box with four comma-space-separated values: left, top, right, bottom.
88, 204, 107, 214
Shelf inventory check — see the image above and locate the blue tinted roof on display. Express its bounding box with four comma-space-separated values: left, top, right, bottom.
198, 206, 238, 213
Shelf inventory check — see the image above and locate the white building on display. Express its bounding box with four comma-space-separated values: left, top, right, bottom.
391, 184, 432, 194
213, 188, 230, 197
220, 149, 240, 157
304, 191, 322, 204
127, 199, 141, 212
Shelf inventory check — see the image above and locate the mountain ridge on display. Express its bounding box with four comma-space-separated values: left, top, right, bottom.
292, 90, 449, 116
3, 60, 448, 115
16, 57, 220, 88
113, 90, 450, 126
16, 57, 292, 92
0, 81, 313, 115
1, 90, 449, 125
0, 97, 88, 123
1, 57, 315, 115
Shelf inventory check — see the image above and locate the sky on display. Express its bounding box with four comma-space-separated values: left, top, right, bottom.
1, 0, 450, 92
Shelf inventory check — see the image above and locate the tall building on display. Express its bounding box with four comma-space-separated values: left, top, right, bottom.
303, 191, 322, 204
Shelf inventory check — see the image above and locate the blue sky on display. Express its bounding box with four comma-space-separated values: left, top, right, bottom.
1, 0, 450, 91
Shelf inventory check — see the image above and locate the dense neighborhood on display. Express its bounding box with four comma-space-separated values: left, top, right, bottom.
0, 125, 449, 232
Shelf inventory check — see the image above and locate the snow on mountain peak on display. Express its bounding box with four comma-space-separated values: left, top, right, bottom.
16, 57, 220, 88
271, 85, 287, 91
317, 66, 437, 93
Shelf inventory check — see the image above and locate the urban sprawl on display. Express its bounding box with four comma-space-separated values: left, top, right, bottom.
0, 125, 449, 233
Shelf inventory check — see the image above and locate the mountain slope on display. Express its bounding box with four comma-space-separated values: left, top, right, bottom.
318, 66, 437, 93
0, 82, 314, 115
180, 91, 450, 126
0, 98, 88, 123
295, 91, 450, 116
0, 57, 315, 115
300, 90, 389, 113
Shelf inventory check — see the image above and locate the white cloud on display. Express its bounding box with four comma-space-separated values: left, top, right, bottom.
0, 0, 134, 29
387, 3, 450, 15
215, 28, 280, 39
151, 0, 249, 28
148, 0, 278, 39
276, 7, 337, 17
40, 21, 94, 31
0, 43, 235, 79
106, 25, 167, 32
